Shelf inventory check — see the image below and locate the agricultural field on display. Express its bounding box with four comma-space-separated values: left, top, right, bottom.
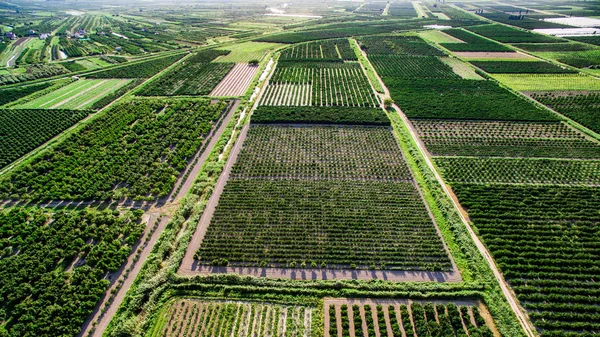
149, 299, 313, 337
491, 74, 600, 91
0, 81, 53, 106
0, 99, 227, 201
15, 79, 131, 109
369, 55, 459, 79
436, 157, 600, 185
530, 91, 600, 133
440, 57, 485, 80
86, 54, 185, 79
0, 108, 89, 169
196, 124, 452, 271
0, 207, 145, 337
412, 120, 600, 158
280, 39, 357, 61
0, 64, 70, 85
358, 35, 446, 56
531, 49, 600, 68
215, 42, 282, 63
440, 29, 513, 52
470, 61, 577, 74
261, 62, 378, 107
251, 106, 389, 125
326, 300, 496, 337
453, 184, 600, 337
465, 24, 563, 44
210, 63, 259, 97
137, 50, 232, 96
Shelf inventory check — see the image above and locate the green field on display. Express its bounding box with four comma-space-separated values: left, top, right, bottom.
215, 41, 283, 63
16, 79, 131, 109
491, 74, 600, 91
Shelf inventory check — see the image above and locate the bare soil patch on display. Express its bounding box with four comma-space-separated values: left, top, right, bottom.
210, 63, 259, 97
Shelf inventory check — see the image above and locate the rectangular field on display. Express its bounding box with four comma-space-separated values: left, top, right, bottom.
491, 74, 600, 91
470, 61, 577, 74
150, 299, 313, 337
260, 62, 378, 107
215, 41, 283, 63
412, 120, 600, 158
15, 79, 131, 109
530, 91, 600, 133
195, 125, 452, 271
210, 63, 259, 97
325, 299, 497, 337
280, 39, 357, 61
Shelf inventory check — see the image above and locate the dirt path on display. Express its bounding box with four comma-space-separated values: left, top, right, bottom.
178, 123, 249, 275
172, 99, 240, 201
78, 215, 170, 337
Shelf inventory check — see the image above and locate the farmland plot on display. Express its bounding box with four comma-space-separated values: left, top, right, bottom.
358, 35, 446, 56
412, 120, 600, 158
0, 99, 227, 201
0, 109, 89, 169
530, 91, 600, 133
325, 299, 496, 337
491, 74, 600, 91
210, 63, 259, 97
86, 54, 184, 79
280, 39, 357, 61
149, 299, 313, 337
470, 61, 577, 74
261, 62, 378, 107
454, 184, 600, 337
195, 125, 452, 271
369, 55, 459, 79
215, 41, 282, 63
15, 79, 131, 109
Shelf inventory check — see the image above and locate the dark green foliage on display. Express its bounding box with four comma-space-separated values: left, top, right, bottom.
0, 208, 144, 337
453, 184, 600, 337
513, 43, 593, 52
441, 29, 512, 52
470, 61, 577, 74
0, 109, 89, 169
389, 2, 418, 17
340, 305, 350, 337
365, 305, 376, 337
388, 305, 403, 337
137, 49, 232, 96
61, 61, 87, 72
412, 120, 600, 159
554, 50, 600, 68
532, 91, 600, 133
387, 78, 557, 121
353, 305, 365, 337
0, 64, 70, 86
0, 82, 52, 106
370, 55, 459, 79
479, 12, 574, 29
86, 54, 184, 79
89, 79, 144, 110
251, 106, 390, 126
400, 305, 414, 336
0, 99, 226, 201
359, 35, 445, 56
411, 303, 431, 337
466, 24, 563, 43
329, 305, 338, 337
196, 125, 452, 271
280, 38, 357, 61
567, 36, 600, 46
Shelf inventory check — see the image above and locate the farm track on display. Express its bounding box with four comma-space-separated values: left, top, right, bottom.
368, 60, 537, 336
210, 63, 259, 97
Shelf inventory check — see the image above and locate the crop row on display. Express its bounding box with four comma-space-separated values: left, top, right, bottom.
0, 82, 52, 107
0, 99, 227, 201
440, 29, 512, 52
531, 91, 600, 134
154, 299, 312, 337
328, 302, 494, 337
197, 179, 450, 270
470, 61, 577, 74
280, 38, 357, 61
369, 55, 459, 79
0, 207, 145, 337
0, 109, 90, 169
358, 35, 446, 56
389, 2, 418, 17
251, 106, 390, 126
231, 125, 412, 181
466, 24, 562, 44
261, 63, 378, 107
0, 64, 70, 86
453, 184, 600, 336
86, 54, 184, 79
436, 157, 600, 185
137, 49, 232, 96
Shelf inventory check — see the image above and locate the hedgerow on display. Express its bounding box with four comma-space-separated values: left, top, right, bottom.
251, 106, 389, 125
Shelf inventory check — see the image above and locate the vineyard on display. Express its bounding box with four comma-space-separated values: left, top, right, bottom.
0, 99, 227, 201
150, 299, 313, 337
491, 74, 600, 91
196, 125, 451, 271
369, 55, 459, 79
470, 61, 577, 74
0, 207, 145, 337
440, 29, 512, 52
436, 157, 600, 185
15, 79, 131, 109
0, 64, 70, 86
261, 62, 378, 107
412, 120, 600, 158
326, 300, 495, 337
454, 184, 600, 336
251, 106, 390, 125
466, 24, 562, 44
531, 91, 600, 133
280, 39, 357, 61
358, 35, 445, 56
0, 109, 89, 169
137, 50, 232, 96
0, 82, 53, 106
86, 54, 185, 79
